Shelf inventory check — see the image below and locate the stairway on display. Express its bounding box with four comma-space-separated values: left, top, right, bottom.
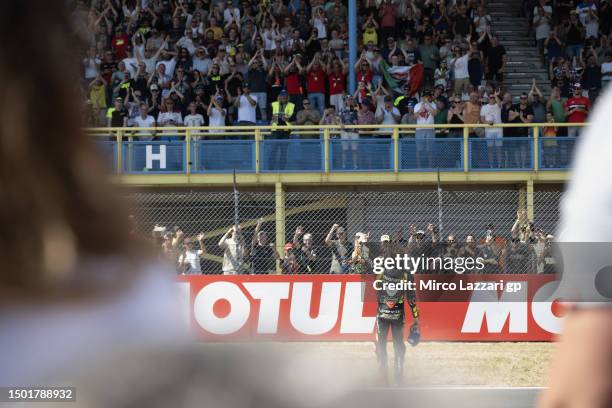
487, 0, 551, 98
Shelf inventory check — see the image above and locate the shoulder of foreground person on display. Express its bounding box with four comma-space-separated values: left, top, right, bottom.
0, 256, 186, 386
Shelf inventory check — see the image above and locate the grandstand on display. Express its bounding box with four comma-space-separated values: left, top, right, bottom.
78, 0, 609, 276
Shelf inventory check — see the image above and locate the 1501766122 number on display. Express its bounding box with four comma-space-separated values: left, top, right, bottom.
0, 387, 75, 402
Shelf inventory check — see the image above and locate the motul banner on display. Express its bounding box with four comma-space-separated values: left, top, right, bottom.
177, 275, 564, 341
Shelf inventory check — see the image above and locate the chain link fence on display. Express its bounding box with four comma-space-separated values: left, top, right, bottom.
129, 187, 563, 275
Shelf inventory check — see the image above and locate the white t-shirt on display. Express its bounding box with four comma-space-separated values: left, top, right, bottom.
221, 238, 243, 275
237, 94, 258, 123
453, 54, 470, 79
413, 101, 436, 125
208, 106, 226, 133
156, 58, 176, 78
133, 115, 156, 140
178, 249, 203, 274
83, 58, 100, 79
184, 114, 205, 127
157, 111, 182, 126
474, 14, 491, 33
533, 14, 551, 40
122, 57, 139, 79
376, 105, 400, 133
480, 103, 502, 124
192, 57, 212, 74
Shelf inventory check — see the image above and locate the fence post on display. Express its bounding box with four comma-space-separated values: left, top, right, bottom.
255, 128, 261, 174
393, 127, 399, 173
116, 130, 123, 175
463, 125, 469, 172
324, 128, 330, 174
185, 128, 191, 176
526, 179, 534, 221
533, 125, 539, 171
275, 182, 286, 274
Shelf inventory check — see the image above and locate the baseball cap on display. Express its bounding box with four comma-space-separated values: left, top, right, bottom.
215, 95, 224, 101
416, 230, 425, 236
380, 234, 390, 242
242, 82, 250, 88
284, 243, 294, 251
279, 89, 288, 96
150, 84, 159, 91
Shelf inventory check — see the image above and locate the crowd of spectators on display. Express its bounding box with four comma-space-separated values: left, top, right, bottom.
78, 0, 610, 167
152, 209, 556, 275
525, 0, 611, 101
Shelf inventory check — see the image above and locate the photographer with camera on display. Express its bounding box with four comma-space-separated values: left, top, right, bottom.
177, 233, 207, 275
218, 224, 246, 275
249, 218, 280, 275
325, 224, 353, 274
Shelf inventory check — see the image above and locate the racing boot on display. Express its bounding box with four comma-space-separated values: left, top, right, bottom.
393, 354, 404, 386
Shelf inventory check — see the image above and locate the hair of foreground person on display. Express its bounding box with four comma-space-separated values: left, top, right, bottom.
0, 0, 144, 302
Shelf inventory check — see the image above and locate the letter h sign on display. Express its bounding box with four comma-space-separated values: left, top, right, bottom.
146, 145, 167, 170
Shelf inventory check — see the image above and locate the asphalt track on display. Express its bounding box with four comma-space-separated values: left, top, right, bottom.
338, 386, 544, 408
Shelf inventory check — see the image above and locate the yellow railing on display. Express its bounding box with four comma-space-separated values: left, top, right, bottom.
87, 122, 585, 179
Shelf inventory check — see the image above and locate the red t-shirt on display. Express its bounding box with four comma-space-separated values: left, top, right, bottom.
356, 69, 373, 86
307, 68, 326, 93
328, 71, 346, 95
285, 72, 302, 95
564, 96, 590, 123
112, 34, 130, 59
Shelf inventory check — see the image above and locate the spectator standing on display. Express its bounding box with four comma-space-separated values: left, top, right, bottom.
132, 103, 156, 140
534, 4, 552, 61
376, 95, 401, 137
339, 95, 359, 169
293, 226, 317, 274
565, 11, 584, 62
296, 99, 322, 127
418, 35, 439, 88
451, 46, 470, 97
447, 96, 465, 138
184, 101, 205, 140
269, 90, 296, 170
232, 82, 258, 126
306, 55, 327, 114
479, 234, 500, 274
378, 0, 397, 44
464, 92, 482, 137
207, 94, 227, 134
328, 58, 348, 111
325, 224, 353, 274
218, 225, 245, 275
485, 36, 507, 86
249, 218, 279, 275
177, 235, 207, 275
474, 6, 492, 35
106, 97, 129, 128
247, 49, 269, 122
480, 93, 504, 168
284, 56, 305, 111
564, 83, 590, 137
157, 97, 183, 140
582, 55, 602, 100
528, 80, 547, 124
413, 90, 438, 168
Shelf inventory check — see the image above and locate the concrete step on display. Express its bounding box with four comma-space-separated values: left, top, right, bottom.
506, 72, 549, 78
500, 40, 537, 47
